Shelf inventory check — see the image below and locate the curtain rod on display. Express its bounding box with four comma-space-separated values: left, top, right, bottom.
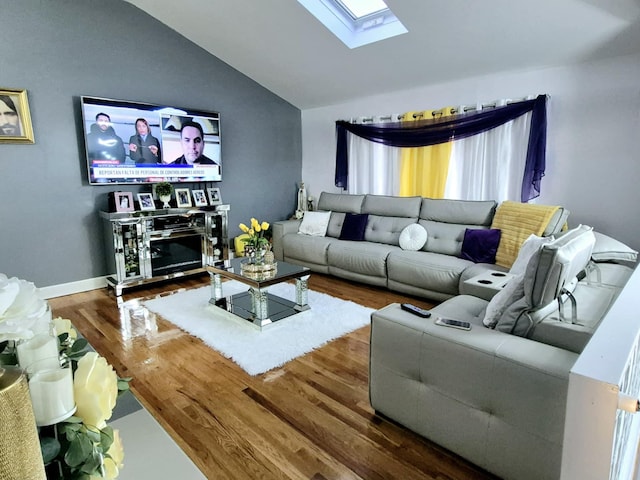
356, 97, 531, 123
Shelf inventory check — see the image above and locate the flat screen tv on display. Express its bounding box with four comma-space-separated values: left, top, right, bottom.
81, 96, 221, 185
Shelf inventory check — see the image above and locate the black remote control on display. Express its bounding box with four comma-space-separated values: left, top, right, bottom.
401, 303, 431, 318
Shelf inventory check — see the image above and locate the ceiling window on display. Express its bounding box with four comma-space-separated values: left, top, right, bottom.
297, 0, 407, 49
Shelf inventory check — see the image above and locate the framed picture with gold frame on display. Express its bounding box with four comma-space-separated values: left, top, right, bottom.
0, 88, 35, 144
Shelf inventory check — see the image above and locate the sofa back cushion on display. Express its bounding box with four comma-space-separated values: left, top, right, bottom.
362, 194, 422, 217
365, 215, 417, 246
527, 224, 596, 308
419, 220, 471, 256
496, 224, 596, 336
317, 192, 364, 213
420, 198, 497, 226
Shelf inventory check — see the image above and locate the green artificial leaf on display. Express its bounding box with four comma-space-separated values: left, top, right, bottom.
40, 435, 61, 463
85, 428, 101, 443
71, 338, 89, 354
58, 332, 69, 343
79, 450, 103, 475
65, 433, 93, 467
100, 426, 114, 452
117, 377, 132, 394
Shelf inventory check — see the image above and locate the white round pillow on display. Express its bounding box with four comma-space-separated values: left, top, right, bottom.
399, 224, 428, 251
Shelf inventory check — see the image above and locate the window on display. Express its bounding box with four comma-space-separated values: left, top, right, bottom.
297, 0, 407, 48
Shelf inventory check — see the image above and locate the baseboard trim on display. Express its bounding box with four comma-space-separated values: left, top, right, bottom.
39, 276, 108, 299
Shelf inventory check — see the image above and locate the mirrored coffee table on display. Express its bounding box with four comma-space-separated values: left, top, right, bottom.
206, 258, 311, 329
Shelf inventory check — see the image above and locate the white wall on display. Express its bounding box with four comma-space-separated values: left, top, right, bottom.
301, 53, 640, 250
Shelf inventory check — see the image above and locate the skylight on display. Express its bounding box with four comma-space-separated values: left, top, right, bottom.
337, 0, 388, 20
297, 0, 407, 49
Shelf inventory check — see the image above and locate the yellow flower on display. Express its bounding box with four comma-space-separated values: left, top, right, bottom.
248, 228, 255, 236
239, 223, 249, 233
74, 352, 118, 428
93, 429, 124, 480
250, 218, 259, 229
261, 221, 269, 230
255, 224, 261, 232
53, 317, 78, 341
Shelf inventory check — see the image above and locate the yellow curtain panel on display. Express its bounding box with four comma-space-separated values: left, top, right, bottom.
399, 108, 454, 198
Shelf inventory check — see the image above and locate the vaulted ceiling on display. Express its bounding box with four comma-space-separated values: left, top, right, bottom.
124, 0, 640, 109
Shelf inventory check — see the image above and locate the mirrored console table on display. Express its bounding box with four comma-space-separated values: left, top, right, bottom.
100, 206, 230, 296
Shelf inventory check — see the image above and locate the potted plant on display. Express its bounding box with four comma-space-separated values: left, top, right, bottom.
155, 182, 173, 208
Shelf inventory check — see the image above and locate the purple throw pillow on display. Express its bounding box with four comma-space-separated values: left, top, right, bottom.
339, 213, 369, 241
460, 228, 502, 264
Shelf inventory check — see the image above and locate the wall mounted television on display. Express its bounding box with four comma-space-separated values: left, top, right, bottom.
81, 96, 221, 185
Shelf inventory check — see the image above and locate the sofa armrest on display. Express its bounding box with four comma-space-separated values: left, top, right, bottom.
272, 219, 301, 261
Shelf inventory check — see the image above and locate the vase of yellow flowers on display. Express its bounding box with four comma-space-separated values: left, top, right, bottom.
239, 218, 271, 265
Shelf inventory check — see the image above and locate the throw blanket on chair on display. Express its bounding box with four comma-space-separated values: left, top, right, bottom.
491, 201, 560, 268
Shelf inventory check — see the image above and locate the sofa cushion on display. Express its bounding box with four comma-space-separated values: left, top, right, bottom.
420, 198, 497, 225
399, 224, 428, 251
298, 211, 331, 236
387, 250, 471, 296
327, 241, 395, 278
317, 192, 364, 213
362, 194, 422, 217
591, 231, 638, 263
365, 215, 417, 246
491, 201, 563, 268
460, 228, 501, 264
339, 213, 369, 241
326, 212, 346, 238
419, 220, 468, 256
482, 274, 525, 328
282, 234, 334, 266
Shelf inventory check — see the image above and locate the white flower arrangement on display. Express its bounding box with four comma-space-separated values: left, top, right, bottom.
0, 273, 130, 479
0, 273, 49, 341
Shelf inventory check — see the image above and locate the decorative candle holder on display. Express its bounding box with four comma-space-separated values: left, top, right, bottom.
17, 333, 59, 371
26, 357, 76, 426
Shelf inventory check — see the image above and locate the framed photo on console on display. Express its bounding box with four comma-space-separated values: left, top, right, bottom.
137, 192, 155, 211
208, 187, 222, 206
175, 188, 192, 208
114, 192, 134, 213
192, 189, 208, 207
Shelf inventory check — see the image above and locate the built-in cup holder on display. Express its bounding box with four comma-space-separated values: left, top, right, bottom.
478, 279, 493, 284
491, 272, 507, 277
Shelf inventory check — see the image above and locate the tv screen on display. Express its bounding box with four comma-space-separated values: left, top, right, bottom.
81, 96, 221, 185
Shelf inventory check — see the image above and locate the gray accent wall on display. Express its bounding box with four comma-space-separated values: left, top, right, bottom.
0, 0, 301, 287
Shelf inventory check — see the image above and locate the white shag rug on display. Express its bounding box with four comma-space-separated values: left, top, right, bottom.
143, 281, 373, 375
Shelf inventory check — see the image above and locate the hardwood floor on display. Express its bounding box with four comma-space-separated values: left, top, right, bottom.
48, 273, 499, 480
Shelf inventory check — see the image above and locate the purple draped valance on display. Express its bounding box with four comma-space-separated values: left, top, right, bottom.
335, 94, 547, 202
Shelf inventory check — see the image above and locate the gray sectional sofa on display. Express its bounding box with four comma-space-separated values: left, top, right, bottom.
273, 191, 637, 480
272, 192, 567, 301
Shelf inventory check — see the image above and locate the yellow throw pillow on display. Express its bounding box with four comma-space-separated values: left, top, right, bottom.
491, 201, 560, 268
234, 234, 251, 256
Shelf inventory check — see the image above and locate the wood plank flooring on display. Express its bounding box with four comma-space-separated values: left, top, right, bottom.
48, 273, 499, 480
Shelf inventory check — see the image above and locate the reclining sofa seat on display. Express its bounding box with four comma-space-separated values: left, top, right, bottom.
369, 225, 613, 480
274, 192, 520, 300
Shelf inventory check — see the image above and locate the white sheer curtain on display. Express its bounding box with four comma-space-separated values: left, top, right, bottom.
444, 97, 533, 202
347, 116, 401, 195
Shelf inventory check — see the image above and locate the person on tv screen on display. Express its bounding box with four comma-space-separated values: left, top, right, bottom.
0, 95, 22, 136
128, 117, 161, 164
87, 112, 125, 163
170, 121, 218, 165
